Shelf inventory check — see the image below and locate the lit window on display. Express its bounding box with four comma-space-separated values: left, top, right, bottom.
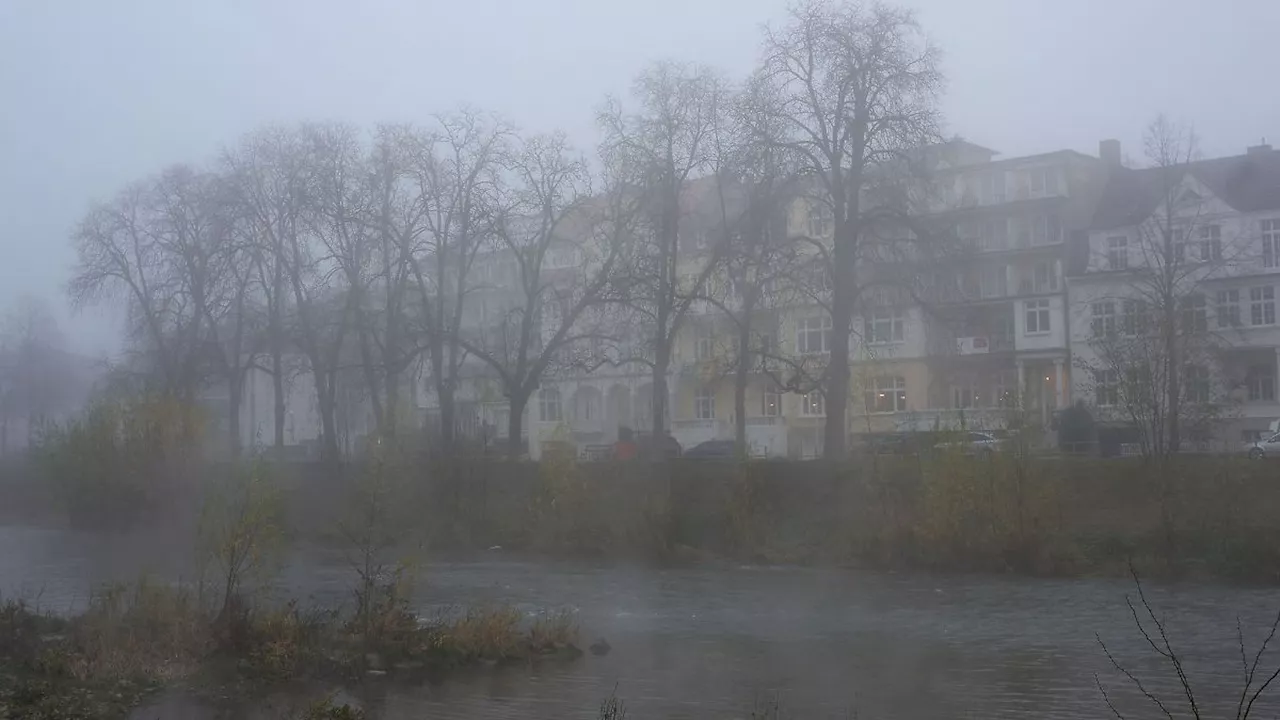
864, 376, 907, 413
760, 387, 781, 417
800, 390, 824, 416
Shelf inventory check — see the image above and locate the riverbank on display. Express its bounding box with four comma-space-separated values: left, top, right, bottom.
0, 579, 579, 719
7, 452, 1280, 583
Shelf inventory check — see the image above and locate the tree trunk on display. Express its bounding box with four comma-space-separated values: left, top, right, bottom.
383, 367, 399, 438
314, 372, 341, 465
271, 264, 286, 449
357, 329, 384, 436
652, 352, 669, 441
437, 381, 456, 454
507, 391, 529, 460
824, 257, 853, 460
734, 322, 750, 454
228, 370, 243, 458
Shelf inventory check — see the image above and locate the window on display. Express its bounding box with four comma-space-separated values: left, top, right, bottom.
808, 203, 832, 237
538, 388, 562, 422
1095, 369, 1119, 406
1024, 298, 1051, 334
1198, 225, 1222, 262
1031, 214, 1061, 245
1185, 365, 1210, 404
1247, 366, 1277, 402
695, 327, 715, 361
800, 390, 825, 416
1028, 168, 1046, 195
865, 376, 907, 413
866, 310, 905, 344
1250, 286, 1276, 326
1032, 262, 1058, 293
983, 172, 1005, 204
695, 386, 716, 420
1122, 299, 1149, 336
952, 384, 980, 409
796, 316, 832, 354
1217, 289, 1241, 328
760, 387, 781, 417
1091, 301, 1116, 337
1180, 294, 1207, 334
1106, 236, 1128, 270
1263, 219, 1280, 268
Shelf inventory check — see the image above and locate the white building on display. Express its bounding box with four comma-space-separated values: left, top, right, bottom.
1068, 142, 1280, 443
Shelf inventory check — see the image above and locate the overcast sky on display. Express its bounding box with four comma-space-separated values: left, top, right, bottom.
3, 0, 1278, 355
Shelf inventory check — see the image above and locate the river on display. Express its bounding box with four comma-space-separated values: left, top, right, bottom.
3, 524, 1279, 719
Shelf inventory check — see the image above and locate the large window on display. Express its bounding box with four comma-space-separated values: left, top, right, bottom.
1217, 289, 1241, 328
1250, 286, 1276, 326
1094, 369, 1119, 406
1031, 214, 1061, 245
760, 387, 781, 417
796, 316, 832, 354
1091, 301, 1116, 337
695, 327, 715, 361
865, 376, 907, 413
1263, 219, 1280, 268
1198, 224, 1223, 262
1180, 294, 1207, 334
1024, 299, 1051, 334
1122, 299, 1149, 336
695, 386, 716, 420
866, 310, 905, 344
983, 172, 1005, 204
1247, 365, 1277, 402
1106, 236, 1128, 270
808, 203, 832, 238
800, 390, 825, 416
1185, 365, 1210, 404
538, 388, 562, 422
1032, 261, 1058, 293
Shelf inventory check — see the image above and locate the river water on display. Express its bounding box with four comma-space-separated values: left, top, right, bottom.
3, 524, 1280, 719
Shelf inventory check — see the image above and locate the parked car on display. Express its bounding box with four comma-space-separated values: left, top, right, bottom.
933, 431, 1005, 457
636, 432, 682, 459
1244, 432, 1280, 459
683, 439, 738, 459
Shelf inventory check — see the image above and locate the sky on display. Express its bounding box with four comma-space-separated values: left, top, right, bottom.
2, 0, 1278, 356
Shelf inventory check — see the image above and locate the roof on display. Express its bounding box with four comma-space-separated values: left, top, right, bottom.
1091, 148, 1280, 230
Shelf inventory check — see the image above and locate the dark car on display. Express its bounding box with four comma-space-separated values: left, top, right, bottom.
636, 432, 683, 459
683, 439, 738, 459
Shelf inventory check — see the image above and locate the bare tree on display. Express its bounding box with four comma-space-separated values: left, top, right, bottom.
752, 0, 943, 458
1096, 566, 1280, 719
1076, 116, 1240, 458
0, 296, 74, 452
598, 60, 732, 441
403, 110, 511, 455
222, 127, 309, 450
454, 131, 631, 458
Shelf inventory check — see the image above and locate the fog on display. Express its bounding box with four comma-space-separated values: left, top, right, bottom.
3, 0, 1278, 355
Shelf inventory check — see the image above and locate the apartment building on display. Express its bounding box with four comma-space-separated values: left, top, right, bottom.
1069, 142, 1280, 443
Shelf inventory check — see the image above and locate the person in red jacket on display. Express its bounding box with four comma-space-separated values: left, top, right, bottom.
613, 426, 638, 461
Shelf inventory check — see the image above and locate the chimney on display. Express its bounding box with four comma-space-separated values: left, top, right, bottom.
1248, 139, 1272, 155
1099, 139, 1121, 166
